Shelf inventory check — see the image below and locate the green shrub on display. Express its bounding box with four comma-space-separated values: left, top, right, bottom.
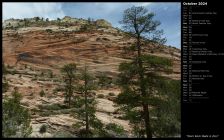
80, 25, 88, 32
53, 87, 63, 94
98, 73, 112, 87
48, 70, 53, 78
105, 123, 125, 135
39, 78, 47, 81
96, 37, 101, 41
29, 92, 34, 96
39, 90, 45, 97
39, 124, 47, 133
102, 37, 110, 41
45, 29, 52, 33
10, 69, 17, 75
60, 109, 71, 114
30, 108, 38, 113
7, 65, 14, 69
97, 94, 105, 98
3, 63, 8, 74
40, 71, 44, 77
105, 44, 112, 48
93, 60, 101, 64
31, 78, 37, 81
3, 82, 9, 93
108, 92, 115, 96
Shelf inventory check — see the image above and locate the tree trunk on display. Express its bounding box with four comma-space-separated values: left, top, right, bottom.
137, 34, 152, 138
68, 96, 71, 108
85, 91, 89, 133
68, 78, 72, 108
143, 104, 152, 138
84, 72, 89, 136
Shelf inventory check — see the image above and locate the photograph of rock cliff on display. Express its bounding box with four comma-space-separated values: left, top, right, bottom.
2, 2, 181, 138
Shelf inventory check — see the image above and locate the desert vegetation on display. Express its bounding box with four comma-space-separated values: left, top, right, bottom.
2, 6, 180, 138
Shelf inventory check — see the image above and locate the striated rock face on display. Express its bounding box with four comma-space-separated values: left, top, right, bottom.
3, 17, 180, 137
2, 16, 180, 80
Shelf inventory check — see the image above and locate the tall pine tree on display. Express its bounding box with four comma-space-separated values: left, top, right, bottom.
116, 6, 180, 138
61, 63, 77, 108
72, 65, 103, 137
3, 91, 32, 137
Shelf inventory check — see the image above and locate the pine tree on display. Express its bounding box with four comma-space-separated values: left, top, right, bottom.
61, 63, 77, 108
116, 55, 175, 137
72, 65, 103, 137
115, 6, 180, 138
34, 17, 40, 22
24, 19, 29, 27
2, 62, 9, 93
2, 91, 32, 137
57, 18, 61, 26
88, 17, 92, 24
2, 62, 7, 74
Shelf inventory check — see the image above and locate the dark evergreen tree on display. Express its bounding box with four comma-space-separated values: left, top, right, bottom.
61, 63, 77, 108
34, 17, 40, 22
115, 6, 180, 138
2, 62, 9, 93
2, 91, 32, 137
72, 65, 103, 137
